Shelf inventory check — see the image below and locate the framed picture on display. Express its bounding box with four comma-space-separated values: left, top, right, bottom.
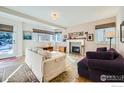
64, 35, 67, 39
120, 21, 124, 43
85, 32, 88, 35
23, 31, 32, 40
79, 32, 84, 36
68, 32, 84, 39
68, 33, 72, 39
63, 35, 67, 42
87, 34, 94, 41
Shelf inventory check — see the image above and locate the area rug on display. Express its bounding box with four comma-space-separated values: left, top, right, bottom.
0, 62, 39, 82
0, 62, 21, 82
5, 63, 39, 82
0, 57, 24, 63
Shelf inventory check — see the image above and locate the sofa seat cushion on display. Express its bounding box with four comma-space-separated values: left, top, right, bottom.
86, 51, 114, 60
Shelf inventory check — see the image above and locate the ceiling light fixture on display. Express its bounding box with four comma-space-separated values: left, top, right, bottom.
51, 11, 60, 20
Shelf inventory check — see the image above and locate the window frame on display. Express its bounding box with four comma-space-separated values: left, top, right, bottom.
53, 32, 63, 42
95, 27, 116, 45
32, 32, 63, 42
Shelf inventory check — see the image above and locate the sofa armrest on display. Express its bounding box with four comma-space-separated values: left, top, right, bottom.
25, 49, 44, 82
88, 57, 124, 74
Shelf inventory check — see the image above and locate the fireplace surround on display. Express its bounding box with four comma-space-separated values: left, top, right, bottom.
67, 39, 85, 55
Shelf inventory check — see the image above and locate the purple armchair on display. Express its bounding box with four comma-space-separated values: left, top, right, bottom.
78, 48, 124, 82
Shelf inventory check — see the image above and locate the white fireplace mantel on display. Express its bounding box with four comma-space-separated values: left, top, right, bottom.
67, 39, 84, 45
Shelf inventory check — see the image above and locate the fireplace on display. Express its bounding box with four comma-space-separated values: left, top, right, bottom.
72, 46, 80, 53
67, 39, 85, 55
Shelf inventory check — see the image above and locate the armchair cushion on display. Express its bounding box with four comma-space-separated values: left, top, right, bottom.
86, 51, 114, 60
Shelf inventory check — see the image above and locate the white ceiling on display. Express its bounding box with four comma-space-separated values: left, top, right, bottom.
4, 6, 120, 28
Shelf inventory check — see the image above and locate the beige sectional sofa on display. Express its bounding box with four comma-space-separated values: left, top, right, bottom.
25, 48, 66, 82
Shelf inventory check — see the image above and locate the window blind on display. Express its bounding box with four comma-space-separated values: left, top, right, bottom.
33, 29, 55, 35
95, 22, 116, 29
0, 24, 13, 32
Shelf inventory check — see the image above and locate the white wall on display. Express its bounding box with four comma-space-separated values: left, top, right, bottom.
16, 23, 23, 57
116, 7, 124, 56
64, 17, 116, 52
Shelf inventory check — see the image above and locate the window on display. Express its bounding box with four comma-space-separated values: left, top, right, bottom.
32, 29, 55, 42
52, 32, 63, 42
32, 33, 38, 42
32, 33, 53, 42
32, 31, 63, 42
96, 27, 116, 44
38, 33, 51, 42
0, 31, 13, 54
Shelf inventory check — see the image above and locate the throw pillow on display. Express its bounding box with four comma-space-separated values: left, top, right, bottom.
96, 47, 107, 52
31, 47, 39, 53
37, 49, 51, 60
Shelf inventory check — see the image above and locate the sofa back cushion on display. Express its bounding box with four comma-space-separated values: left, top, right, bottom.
37, 49, 51, 60
31, 47, 39, 53
86, 51, 114, 60
96, 47, 107, 52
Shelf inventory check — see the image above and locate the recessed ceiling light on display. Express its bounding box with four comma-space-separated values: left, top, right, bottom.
51, 11, 60, 20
